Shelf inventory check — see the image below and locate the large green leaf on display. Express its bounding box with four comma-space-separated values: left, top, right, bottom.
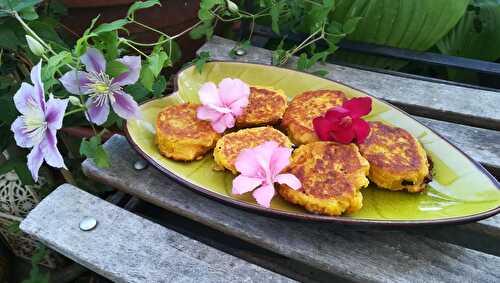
437, 0, 500, 62
330, 0, 470, 69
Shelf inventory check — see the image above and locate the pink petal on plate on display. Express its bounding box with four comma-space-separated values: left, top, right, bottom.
218, 78, 250, 106
223, 113, 235, 128
210, 116, 228, 133
232, 175, 263, 195
325, 106, 350, 122
228, 96, 249, 116
253, 141, 279, 177
269, 147, 292, 176
352, 119, 370, 144
274, 173, 301, 190
343, 97, 372, 119
331, 127, 356, 144
197, 105, 222, 121
252, 184, 275, 208
312, 116, 333, 141
198, 82, 222, 106
235, 147, 261, 177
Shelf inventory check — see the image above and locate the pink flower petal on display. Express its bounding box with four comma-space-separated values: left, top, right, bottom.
313, 116, 333, 141
325, 106, 350, 122
274, 173, 301, 190
352, 119, 370, 144
228, 97, 249, 116
235, 147, 262, 177
218, 78, 250, 106
252, 184, 275, 208
223, 113, 235, 128
197, 105, 223, 121
27, 145, 44, 182
253, 142, 280, 179
198, 82, 222, 106
210, 116, 228, 133
343, 97, 372, 119
232, 175, 263, 195
331, 127, 356, 144
269, 147, 292, 176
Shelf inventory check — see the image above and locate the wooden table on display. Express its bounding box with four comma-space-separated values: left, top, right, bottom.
24, 37, 500, 282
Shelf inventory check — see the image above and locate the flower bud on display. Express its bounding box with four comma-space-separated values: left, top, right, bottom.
226, 0, 238, 13
69, 96, 82, 106
25, 35, 45, 56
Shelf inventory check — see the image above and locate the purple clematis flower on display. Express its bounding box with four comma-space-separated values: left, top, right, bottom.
59, 48, 141, 125
11, 61, 69, 182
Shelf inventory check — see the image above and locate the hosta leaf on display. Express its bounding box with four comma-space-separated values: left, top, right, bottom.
330, 0, 470, 69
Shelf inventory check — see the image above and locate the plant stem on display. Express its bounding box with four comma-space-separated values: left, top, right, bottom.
13, 11, 57, 57
121, 39, 149, 57
64, 108, 85, 117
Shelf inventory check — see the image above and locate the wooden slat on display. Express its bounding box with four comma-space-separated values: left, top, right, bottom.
20, 184, 294, 283
82, 136, 500, 282
198, 36, 500, 130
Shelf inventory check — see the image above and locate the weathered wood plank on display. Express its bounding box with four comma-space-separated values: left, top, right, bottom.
82, 136, 500, 283
198, 36, 500, 130
20, 184, 295, 283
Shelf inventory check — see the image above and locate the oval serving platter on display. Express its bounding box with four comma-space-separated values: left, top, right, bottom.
125, 61, 500, 226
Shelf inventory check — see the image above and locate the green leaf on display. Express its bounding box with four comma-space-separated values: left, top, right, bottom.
189, 21, 214, 40
192, 51, 210, 74
127, 0, 161, 19
106, 60, 129, 78
0, 0, 41, 12
437, 0, 500, 62
270, 2, 283, 35
343, 16, 362, 34
152, 75, 167, 97
0, 25, 21, 50
312, 69, 329, 77
93, 19, 129, 34
140, 66, 155, 91
80, 136, 110, 168
147, 51, 170, 78
125, 82, 150, 102
42, 50, 72, 89
297, 53, 308, 70
19, 6, 38, 20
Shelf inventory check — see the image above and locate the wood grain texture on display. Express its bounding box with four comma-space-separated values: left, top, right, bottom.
199, 36, 500, 130
20, 184, 294, 283
82, 136, 500, 283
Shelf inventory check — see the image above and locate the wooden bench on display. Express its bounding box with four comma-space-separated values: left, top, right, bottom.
22, 36, 500, 282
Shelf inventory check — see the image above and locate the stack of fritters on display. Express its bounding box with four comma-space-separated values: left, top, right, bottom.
278, 142, 370, 216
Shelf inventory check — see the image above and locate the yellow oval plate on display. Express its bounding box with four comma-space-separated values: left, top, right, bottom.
125, 61, 500, 226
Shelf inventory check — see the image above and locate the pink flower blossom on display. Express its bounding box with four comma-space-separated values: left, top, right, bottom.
313, 97, 372, 144
232, 141, 301, 208
196, 78, 250, 133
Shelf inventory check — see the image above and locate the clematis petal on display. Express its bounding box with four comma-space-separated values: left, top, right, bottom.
45, 98, 69, 130
235, 147, 261, 177
59, 70, 91, 95
81, 48, 106, 73
11, 117, 34, 148
110, 91, 141, 120
197, 105, 223, 121
27, 145, 44, 182
313, 116, 333, 141
198, 82, 222, 106
210, 116, 228, 133
232, 175, 263, 195
85, 97, 110, 125
331, 127, 356, 144
218, 78, 250, 106
269, 147, 293, 176
252, 184, 275, 208
30, 61, 45, 109
112, 56, 141, 86
40, 128, 65, 169
274, 173, 302, 190
13, 82, 36, 115
352, 119, 371, 144
228, 97, 249, 116
223, 113, 235, 129
325, 107, 350, 122
343, 97, 372, 119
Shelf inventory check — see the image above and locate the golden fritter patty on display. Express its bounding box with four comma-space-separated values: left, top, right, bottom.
358, 122, 431, 193
281, 90, 347, 145
236, 86, 288, 127
278, 142, 370, 216
213, 127, 292, 174
156, 103, 221, 161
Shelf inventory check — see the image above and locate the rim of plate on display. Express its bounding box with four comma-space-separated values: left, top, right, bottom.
124, 61, 500, 227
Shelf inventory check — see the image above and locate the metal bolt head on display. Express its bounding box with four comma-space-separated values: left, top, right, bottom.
79, 217, 97, 231
235, 48, 247, 56
134, 159, 148, 171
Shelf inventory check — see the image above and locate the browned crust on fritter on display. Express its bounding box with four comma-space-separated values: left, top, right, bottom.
277, 142, 370, 216
358, 122, 430, 192
155, 103, 220, 161
281, 90, 347, 145
213, 127, 292, 173
236, 86, 288, 127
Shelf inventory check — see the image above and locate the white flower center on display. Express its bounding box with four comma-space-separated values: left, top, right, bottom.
22, 97, 47, 144
85, 71, 121, 106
